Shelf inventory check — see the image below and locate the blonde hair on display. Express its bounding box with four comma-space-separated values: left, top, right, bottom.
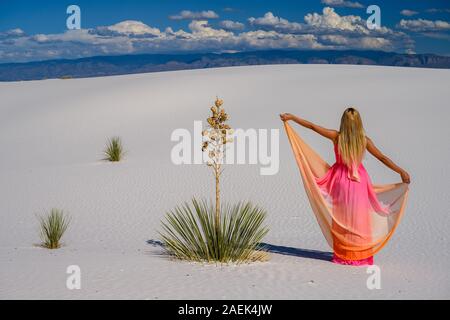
338, 107, 366, 166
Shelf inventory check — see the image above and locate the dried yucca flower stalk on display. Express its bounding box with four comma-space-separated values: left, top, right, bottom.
202, 97, 233, 230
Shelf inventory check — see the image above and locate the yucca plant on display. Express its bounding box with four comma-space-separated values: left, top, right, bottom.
103, 137, 124, 162
38, 208, 71, 249
159, 97, 269, 263
160, 198, 268, 263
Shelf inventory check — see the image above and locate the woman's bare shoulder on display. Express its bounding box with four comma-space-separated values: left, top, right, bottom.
333, 132, 340, 145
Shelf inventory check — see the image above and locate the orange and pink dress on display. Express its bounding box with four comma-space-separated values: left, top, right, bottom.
284, 122, 409, 266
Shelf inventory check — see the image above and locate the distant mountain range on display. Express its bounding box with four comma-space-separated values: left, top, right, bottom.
1, 49, 449, 81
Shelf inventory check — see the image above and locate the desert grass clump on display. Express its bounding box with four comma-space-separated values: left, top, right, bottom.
160, 198, 269, 263
38, 208, 71, 249
103, 137, 124, 162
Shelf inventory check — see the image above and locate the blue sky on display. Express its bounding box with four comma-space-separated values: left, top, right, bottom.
1, 0, 449, 63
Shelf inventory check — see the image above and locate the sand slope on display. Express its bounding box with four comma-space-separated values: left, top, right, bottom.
0, 65, 449, 299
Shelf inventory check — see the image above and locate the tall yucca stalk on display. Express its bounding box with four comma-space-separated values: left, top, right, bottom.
202, 97, 233, 232
38, 208, 71, 249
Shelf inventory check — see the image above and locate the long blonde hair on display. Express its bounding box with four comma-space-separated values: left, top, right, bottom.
338, 107, 366, 166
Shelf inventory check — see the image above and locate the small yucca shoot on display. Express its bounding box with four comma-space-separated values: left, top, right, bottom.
103, 137, 124, 162
38, 209, 71, 249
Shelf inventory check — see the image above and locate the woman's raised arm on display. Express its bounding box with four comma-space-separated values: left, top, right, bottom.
280, 113, 338, 141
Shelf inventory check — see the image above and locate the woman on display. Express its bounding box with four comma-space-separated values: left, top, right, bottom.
280, 108, 410, 266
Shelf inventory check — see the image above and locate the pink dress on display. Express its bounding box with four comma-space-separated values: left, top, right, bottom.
284, 122, 409, 267
316, 143, 375, 266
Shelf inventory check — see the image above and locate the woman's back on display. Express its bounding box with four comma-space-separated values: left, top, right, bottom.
333, 135, 365, 172
332, 134, 371, 183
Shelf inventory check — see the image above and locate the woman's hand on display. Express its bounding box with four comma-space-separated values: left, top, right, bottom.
280, 113, 294, 122
400, 170, 411, 184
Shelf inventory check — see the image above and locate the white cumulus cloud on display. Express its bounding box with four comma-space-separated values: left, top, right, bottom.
219, 20, 245, 31
248, 12, 303, 33
188, 20, 232, 38
321, 0, 364, 9
304, 7, 373, 34
400, 10, 419, 17
398, 18, 450, 32
0, 7, 419, 63
104, 20, 162, 36
169, 10, 219, 20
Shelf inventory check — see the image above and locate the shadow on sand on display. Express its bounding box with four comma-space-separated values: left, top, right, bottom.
147, 239, 332, 262
259, 243, 333, 262
147, 239, 164, 247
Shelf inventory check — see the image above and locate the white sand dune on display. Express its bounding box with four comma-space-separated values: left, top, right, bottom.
0, 65, 449, 299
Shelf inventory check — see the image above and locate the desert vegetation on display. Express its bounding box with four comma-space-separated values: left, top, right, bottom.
160, 98, 269, 263
103, 137, 124, 162
38, 208, 70, 249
